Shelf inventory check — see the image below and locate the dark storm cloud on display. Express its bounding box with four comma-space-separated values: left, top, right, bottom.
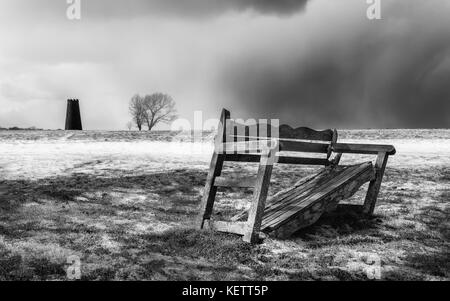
220, 2, 450, 129
2, 0, 449, 129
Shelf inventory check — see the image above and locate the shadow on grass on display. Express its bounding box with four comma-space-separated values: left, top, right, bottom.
105, 228, 261, 281
397, 190, 450, 279
291, 204, 385, 247
0, 165, 448, 280
0, 168, 206, 212
291, 191, 450, 280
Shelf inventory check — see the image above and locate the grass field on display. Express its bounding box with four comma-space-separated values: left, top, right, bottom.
0, 130, 449, 280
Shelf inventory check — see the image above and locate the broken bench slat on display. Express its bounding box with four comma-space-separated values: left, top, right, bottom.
262, 164, 365, 223
262, 163, 373, 229
261, 163, 375, 234
267, 166, 376, 239
261, 169, 358, 229
232, 168, 336, 224
229, 163, 374, 230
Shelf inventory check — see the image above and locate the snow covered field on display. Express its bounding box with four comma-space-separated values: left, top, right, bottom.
0, 129, 449, 180
0, 130, 448, 280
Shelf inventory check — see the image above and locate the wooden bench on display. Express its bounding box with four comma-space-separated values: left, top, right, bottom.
198, 109, 396, 243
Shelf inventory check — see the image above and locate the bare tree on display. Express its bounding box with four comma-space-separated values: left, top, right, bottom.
129, 94, 146, 131
143, 93, 177, 131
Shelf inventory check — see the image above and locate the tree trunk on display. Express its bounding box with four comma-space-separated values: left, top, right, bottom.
146, 117, 155, 131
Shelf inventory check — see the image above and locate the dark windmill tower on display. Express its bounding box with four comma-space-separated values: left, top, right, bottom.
65, 99, 83, 130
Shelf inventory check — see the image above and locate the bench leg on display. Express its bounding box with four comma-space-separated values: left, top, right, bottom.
198, 152, 224, 228
243, 151, 274, 243
198, 108, 230, 228
363, 152, 389, 215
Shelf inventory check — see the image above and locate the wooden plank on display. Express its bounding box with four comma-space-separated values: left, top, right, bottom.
279, 125, 334, 141
224, 154, 330, 166
262, 164, 370, 237
278, 140, 330, 153
206, 220, 248, 236
198, 153, 225, 229
262, 164, 368, 222
332, 143, 396, 155
276, 156, 330, 166
261, 167, 337, 221
261, 165, 365, 228
243, 150, 274, 243
214, 176, 256, 188
363, 152, 389, 215
224, 153, 261, 162
264, 163, 372, 229
227, 121, 333, 142
229, 160, 327, 224
226, 120, 277, 139
217, 140, 277, 154
267, 165, 374, 231
267, 166, 375, 238
262, 163, 373, 230
198, 109, 229, 228
223, 138, 330, 153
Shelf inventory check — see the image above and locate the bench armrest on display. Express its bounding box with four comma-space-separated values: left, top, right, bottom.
332, 143, 396, 156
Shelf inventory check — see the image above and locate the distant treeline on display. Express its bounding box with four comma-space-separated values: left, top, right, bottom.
0, 126, 44, 131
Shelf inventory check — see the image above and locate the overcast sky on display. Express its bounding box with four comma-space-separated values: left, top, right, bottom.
0, 0, 449, 130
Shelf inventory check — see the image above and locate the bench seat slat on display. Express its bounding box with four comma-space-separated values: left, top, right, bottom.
263, 164, 365, 219
261, 162, 374, 232
263, 163, 372, 229
262, 164, 367, 227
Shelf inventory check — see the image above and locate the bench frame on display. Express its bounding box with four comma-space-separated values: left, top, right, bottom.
198, 109, 396, 243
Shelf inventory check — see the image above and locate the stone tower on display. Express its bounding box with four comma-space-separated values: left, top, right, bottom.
65, 99, 83, 130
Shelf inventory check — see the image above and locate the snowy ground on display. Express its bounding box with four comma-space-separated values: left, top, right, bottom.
1, 129, 448, 180
0, 130, 448, 280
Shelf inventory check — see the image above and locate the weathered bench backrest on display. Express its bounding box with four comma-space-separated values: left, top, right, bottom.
222, 112, 338, 166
